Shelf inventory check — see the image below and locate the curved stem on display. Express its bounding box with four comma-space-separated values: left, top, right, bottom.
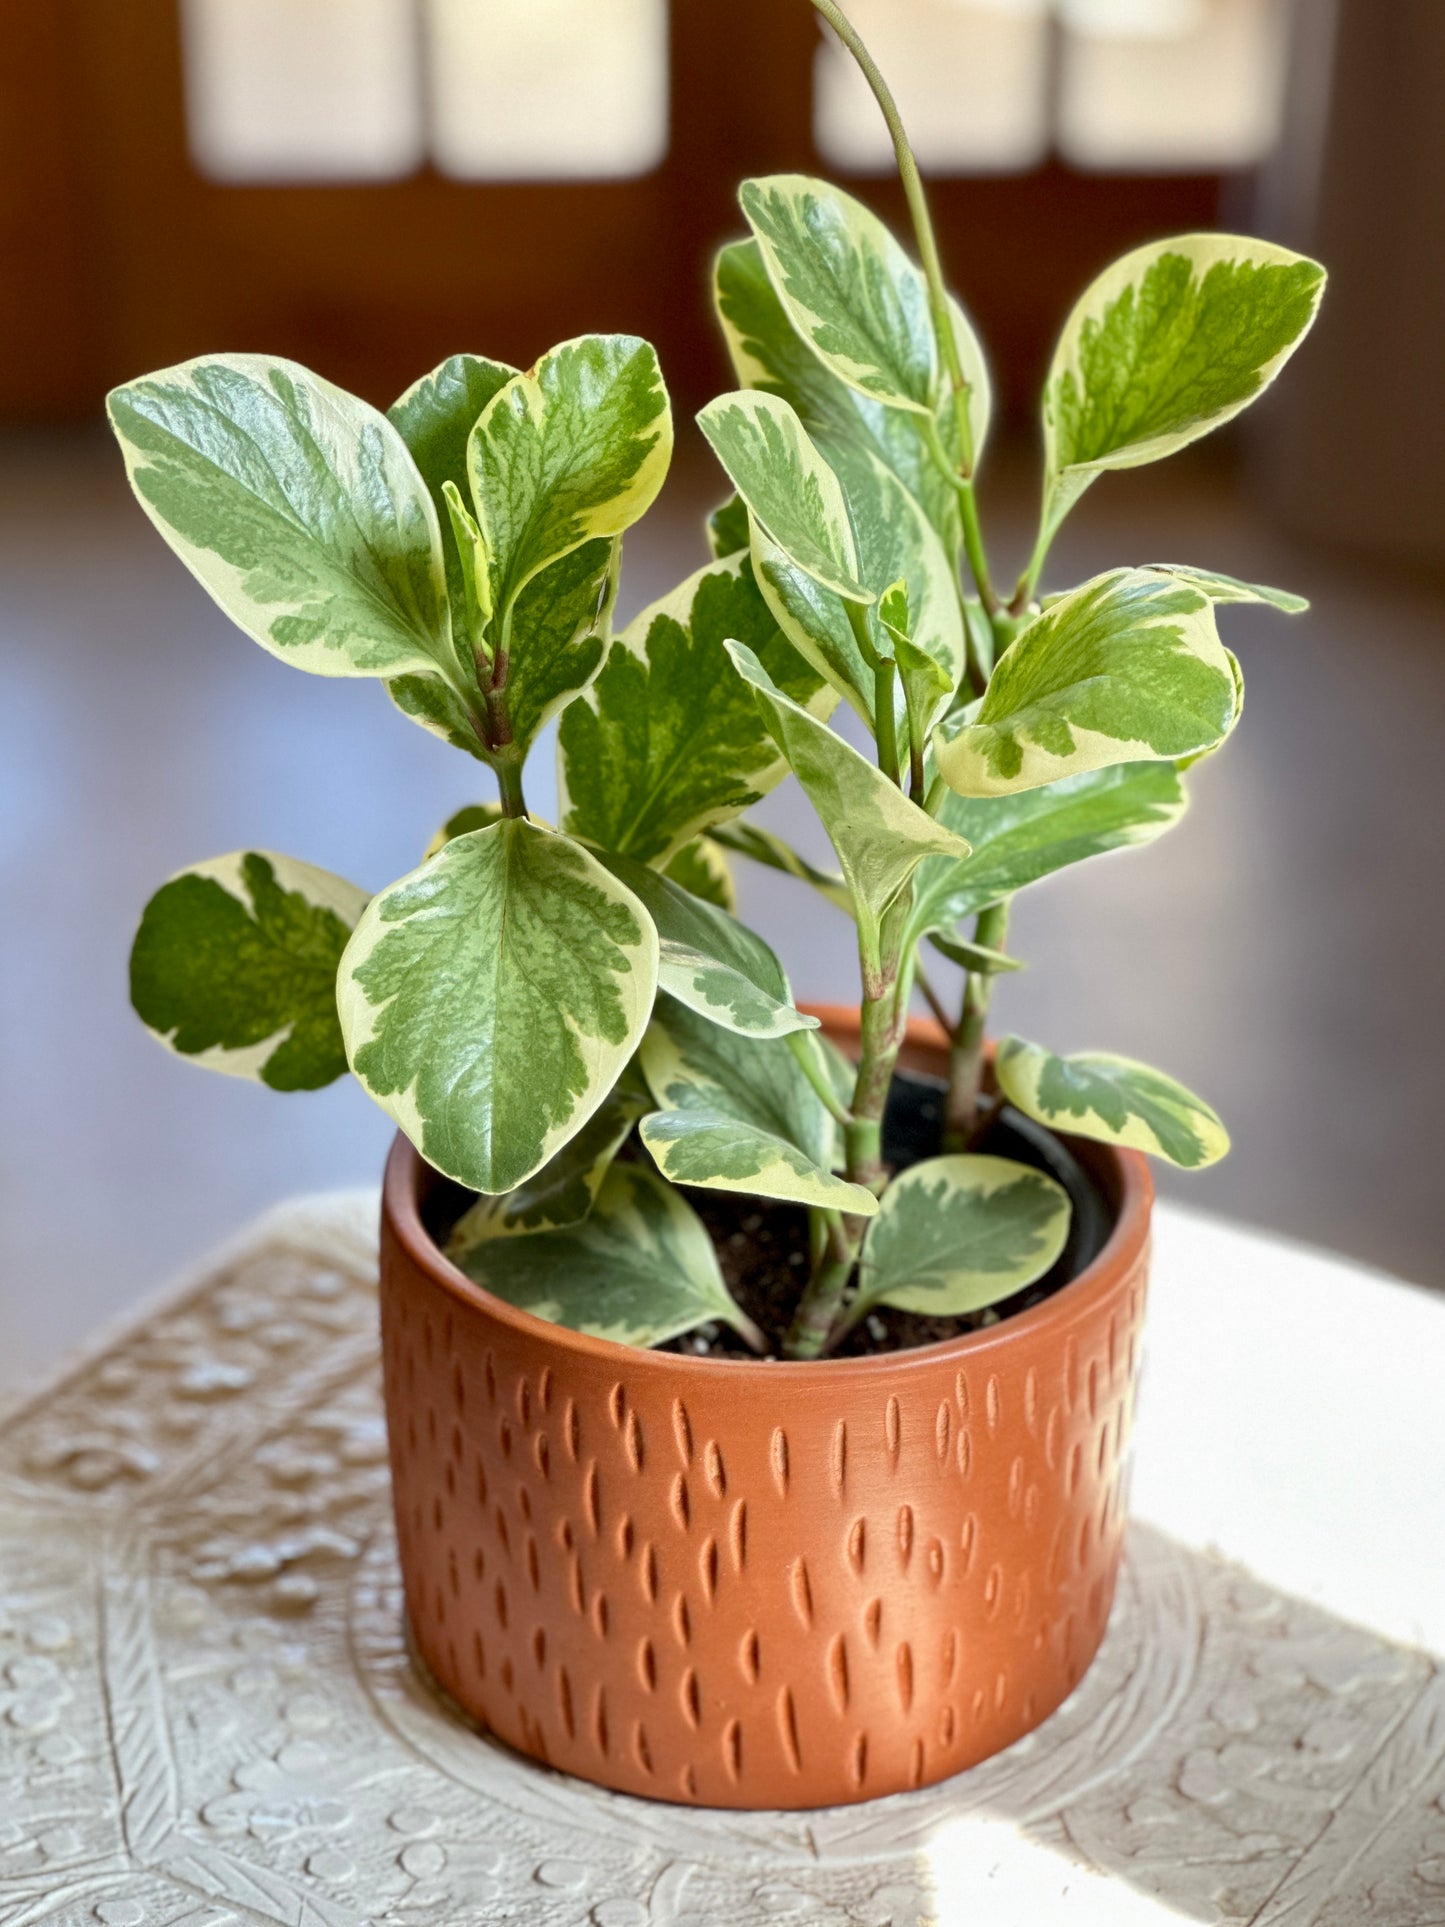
809, 0, 974, 476
786, 1029, 852, 1127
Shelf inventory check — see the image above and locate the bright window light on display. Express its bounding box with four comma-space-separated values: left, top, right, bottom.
926, 1813, 1198, 1923
815, 0, 1290, 177
424, 0, 670, 181
181, 0, 425, 183
815, 0, 1052, 176
1059, 0, 1289, 171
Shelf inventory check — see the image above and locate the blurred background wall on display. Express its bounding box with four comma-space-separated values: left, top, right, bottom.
3, 0, 1442, 1380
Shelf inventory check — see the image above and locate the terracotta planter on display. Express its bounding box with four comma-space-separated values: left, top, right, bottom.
378, 1009, 1153, 1810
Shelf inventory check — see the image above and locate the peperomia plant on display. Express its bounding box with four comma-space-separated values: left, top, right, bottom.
113, 1, 1323, 1363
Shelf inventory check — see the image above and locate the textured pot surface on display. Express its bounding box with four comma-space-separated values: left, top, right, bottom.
379, 1011, 1153, 1809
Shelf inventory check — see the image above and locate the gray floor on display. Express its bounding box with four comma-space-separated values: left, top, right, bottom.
3, 425, 1443, 1386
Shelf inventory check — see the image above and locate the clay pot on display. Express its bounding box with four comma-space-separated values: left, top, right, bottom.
378, 1009, 1153, 1810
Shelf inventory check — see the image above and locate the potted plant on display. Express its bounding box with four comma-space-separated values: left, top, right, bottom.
110, 0, 1323, 1811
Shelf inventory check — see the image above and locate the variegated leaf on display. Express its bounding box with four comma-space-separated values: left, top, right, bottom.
446, 1076, 646, 1250
854, 1154, 1071, 1317
739, 174, 938, 416
338, 821, 658, 1194
725, 642, 970, 959
468, 334, 671, 621
387, 536, 618, 763
697, 390, 871, 604
130, 852, 367, 1092
1044, 234, 1325, 530
589, 847, 817, 1040
453, 1161, 760, 1350
557, 554, 828, 866
906, 761, 1187, 948
707, 492, 751, 560
996, 1036, 1229, 1169
388, 353, 517, 629
715, 236, 963, 553
934, 569, 1236, 797
1149, 564, 1308, 615
751, 437, 963, 730
640, 998, 876, 1215
663, 837, 736, 912
108, 355, 456, 684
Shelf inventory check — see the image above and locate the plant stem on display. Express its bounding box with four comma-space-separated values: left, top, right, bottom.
809, 0, 971, 469
494, 757, 528, 820
784, 1211, 857, 1360
845, 600, 901, 785
913, 959, 952, 1033
847, 907, 912, 1190
811, 0, 1003, 618
942, 900, 1011, 1149
786, 1029, 852, 1127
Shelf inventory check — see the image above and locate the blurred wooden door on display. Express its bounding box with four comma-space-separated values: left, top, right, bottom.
2, 0, 1242, 422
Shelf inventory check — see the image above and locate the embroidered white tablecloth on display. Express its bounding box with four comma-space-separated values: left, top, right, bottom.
1, 1194, 1441, 1926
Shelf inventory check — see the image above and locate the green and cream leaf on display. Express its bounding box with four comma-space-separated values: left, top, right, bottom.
725, 642, 970, 956
453, 1161, 759, 1350
589, 847, 817, 1040
388, 353, 516, 629
996, 1036, 1230, 1169
739, 174, 937, 416
1149, 564, 1309, 615
130, 852, 367, 1092
640, 998, 876, 1215
934, 570, 1236, 797
854, 1155, 1071, 1317
1044, 234, 1325, 529
906, 761, 1187, 947
698, 391, 872, 604
714, 236, 962, 553
707, 493, 751, 560
663, 837, 736, 911
751, 439, 962, 729
468, 334, 671, 621
558, 554, 828, 865
108, 355, 456, 684
338, 821, 658, 1194
446, 1077, 646, 1250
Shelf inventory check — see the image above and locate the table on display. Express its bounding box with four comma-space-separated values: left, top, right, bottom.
1, 1194, 1442, 1925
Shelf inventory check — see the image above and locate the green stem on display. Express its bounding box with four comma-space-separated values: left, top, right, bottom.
812, 0, 1004, 619
845, 600, 901, 785
784, 1211, 858, 1360
809, 0, 973, 475
942, 900, 1011, 1149
1012, 491, 1063, 613
847, 906, 912, 1191
914, 959, 952, 1033
786, 1029, 852, 1127
957, 474, 1001, 616
924, 417, 1000, 615
494, 757, 528, 820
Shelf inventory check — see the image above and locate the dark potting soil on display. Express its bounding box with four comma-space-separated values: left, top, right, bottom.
656, 1069, 1112, 1361
426, 1068, 1113, 1363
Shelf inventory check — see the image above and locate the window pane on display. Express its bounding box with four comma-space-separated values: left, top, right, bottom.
814, 0, 1051, 176
1058, 0, 1289, 171
181, 0, 424, 183
425, 0, 669, 181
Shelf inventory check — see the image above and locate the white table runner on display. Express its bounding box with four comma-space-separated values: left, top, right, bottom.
1, 1195, 1441, 1925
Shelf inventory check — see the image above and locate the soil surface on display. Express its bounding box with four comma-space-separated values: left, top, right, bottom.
429, 1069, 1112, 1363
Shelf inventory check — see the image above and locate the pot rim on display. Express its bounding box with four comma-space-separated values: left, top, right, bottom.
382, 1007, 1154, 1381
